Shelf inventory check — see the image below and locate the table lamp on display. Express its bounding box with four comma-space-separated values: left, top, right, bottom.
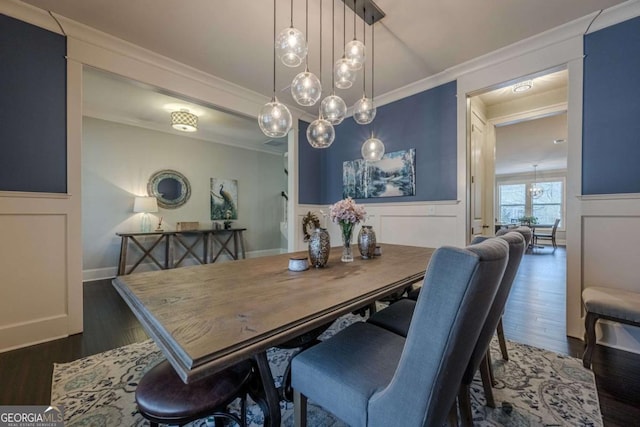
133, 196, 158, 232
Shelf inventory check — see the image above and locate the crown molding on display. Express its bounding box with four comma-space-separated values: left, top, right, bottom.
374, 0, 640, 109
1, 0, 62, 34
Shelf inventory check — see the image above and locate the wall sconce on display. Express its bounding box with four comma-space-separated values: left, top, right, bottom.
133, 196, 158, 232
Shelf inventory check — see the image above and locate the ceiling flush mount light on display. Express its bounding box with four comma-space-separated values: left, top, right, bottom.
553, 138, 566, 144
529, 164, 544, 199
259, 0, 292, 138
171, 110, 198, 132
361, 134, 385, 161
512, 79, 533, 93
276, 0, 307, 67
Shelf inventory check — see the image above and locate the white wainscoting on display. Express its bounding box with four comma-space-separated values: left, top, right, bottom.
580, 211, 640, 353
294, 201, 462, 253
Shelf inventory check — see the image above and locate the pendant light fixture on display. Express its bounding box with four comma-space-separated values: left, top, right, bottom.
529, 164, 544, 199
361, 134, 385, 161
276, 0, 307, 67
308, 0, 335, 148
291, 0, 322, 106
354, 13, 376, 125
334, 0, 356, 89
361, 14, 384, 161
345, 0, 365, 70
320, 0, 347, 124
259, 0, 293, 138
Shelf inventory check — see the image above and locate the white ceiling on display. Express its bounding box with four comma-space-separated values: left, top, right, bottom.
23, 0, 625, 112
19, 0, 622, 158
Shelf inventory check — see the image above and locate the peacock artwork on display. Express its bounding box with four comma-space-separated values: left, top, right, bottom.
210, 178, 238, 220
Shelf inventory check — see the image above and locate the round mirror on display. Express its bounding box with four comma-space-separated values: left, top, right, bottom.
147, 169, 191, 209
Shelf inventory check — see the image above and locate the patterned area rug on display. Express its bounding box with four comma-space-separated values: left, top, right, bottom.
51, 314, 601, 426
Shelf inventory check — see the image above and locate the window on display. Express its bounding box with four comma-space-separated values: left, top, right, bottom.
498, 179, 564, 227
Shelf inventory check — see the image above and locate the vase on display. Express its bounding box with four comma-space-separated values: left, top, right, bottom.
358, 225, 377, 259
340, 222, 354, 262
308, 227, 330, 268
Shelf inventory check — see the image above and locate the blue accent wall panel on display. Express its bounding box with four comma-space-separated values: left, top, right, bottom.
298, 120, 326, 204
0, 14, 67, 193
583, 17, 640, 195
310, 80, 457, 204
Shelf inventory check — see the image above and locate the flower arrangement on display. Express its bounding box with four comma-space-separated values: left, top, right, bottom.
329, 198, 366, 262
329, 197, 367, 226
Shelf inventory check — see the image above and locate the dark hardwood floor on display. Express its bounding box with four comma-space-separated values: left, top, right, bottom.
1, 247, 639, 426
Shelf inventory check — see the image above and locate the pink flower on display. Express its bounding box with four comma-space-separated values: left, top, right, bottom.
329, 198, 367, 224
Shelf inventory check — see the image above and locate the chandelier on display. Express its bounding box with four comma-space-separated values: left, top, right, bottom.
529, 164, 544, 199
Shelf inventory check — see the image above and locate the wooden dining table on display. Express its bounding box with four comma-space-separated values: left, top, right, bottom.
112, 243, 435, 426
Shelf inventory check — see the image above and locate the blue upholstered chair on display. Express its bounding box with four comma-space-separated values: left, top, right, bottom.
291, 238, 509, 427
367, 232, 525, 425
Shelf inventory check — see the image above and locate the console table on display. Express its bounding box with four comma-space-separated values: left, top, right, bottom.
116, 228, 246, 275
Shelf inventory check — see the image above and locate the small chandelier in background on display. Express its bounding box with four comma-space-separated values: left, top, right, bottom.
171, 109, 198, 132
353, 9, 376, 125
513, 79, 533, 93
291, 0, 322, 106
259, 0, 293, 138
276, 0, 307, 67
529, 164, 544, 199
345, 1, 365, 70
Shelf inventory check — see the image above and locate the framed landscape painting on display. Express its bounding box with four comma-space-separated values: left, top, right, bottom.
343, 149, 416, 199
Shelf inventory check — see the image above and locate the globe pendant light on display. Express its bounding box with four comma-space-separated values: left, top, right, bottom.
353, 13, 376, 125
529, 164, 544, 199
307, 0, 335, 149
345, 2, 365, 70
320, 0, 346, 125
259, 0, 292, 138
307, 116, 335, 148
291, 0, 321, 106
276, 0, 307, 67
361, 134, 385, 161
334, 0, 356, 89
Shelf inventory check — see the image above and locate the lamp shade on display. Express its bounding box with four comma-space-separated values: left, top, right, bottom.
133, 197, 158, 213
171, 110, 198, 132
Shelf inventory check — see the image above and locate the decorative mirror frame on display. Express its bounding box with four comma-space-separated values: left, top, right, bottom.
147, 169, 191, 209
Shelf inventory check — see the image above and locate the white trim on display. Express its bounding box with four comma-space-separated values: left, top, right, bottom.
578, 193, 640, 201
0, 191, 71, 199
491, 102, 568, 127
586, 0, 640, 34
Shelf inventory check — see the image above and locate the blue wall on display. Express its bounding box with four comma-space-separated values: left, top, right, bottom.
0, 14, 67, 193
299, 81, 457, 205
583, 17, 640, 195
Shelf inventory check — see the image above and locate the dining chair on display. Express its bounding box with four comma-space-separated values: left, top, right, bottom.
291, 238, 509, 427
493, 225, 532, 360
366, 233, 526, 424
533, 218, 561, 250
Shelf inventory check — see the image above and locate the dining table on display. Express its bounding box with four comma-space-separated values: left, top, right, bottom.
112, 243, 435, 426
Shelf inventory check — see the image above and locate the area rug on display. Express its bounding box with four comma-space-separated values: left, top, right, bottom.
51, 314, 601, 426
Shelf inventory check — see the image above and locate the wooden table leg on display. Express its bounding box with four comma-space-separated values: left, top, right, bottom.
251, 351, 281, 427
118, 236, 128, 275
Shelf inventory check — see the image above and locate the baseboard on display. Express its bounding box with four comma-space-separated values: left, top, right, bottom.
82, 248, 286, 281
0, 315, 68, 353
597, 320, 640, 355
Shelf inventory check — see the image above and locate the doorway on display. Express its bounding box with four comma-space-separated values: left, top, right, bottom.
467, 68, 569, 349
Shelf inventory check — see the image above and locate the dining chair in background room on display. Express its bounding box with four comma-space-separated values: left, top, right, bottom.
366, 232, 526, 424
533, 218, 561, 251
291, 238, 509, 427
